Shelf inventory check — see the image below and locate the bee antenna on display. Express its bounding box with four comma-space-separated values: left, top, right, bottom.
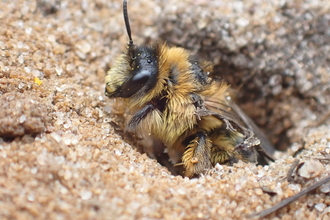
123, 0, 134, 46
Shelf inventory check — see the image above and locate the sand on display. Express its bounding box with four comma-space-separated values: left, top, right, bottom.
1, 0, 330, 219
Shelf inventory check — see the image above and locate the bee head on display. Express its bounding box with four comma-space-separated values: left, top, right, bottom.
105, 0, 159, 98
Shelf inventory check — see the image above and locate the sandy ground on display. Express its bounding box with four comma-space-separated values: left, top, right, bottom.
1, 0, 330, 219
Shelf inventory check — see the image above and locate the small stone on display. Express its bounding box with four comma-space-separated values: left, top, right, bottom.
50, 132, 62, 143
80, 190, 92, 200
18, 54, 24, 64
55, 67, 63, 76
19, 114, 26, 123
115, 149, 122, 156
298, 160, 324, 178
315, 203, 326, 212
75, 40, 91, 54
320, 181, 330, 193
27, 193, 35, 202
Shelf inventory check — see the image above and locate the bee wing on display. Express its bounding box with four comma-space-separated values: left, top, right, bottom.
227, 99, 275, 156
204, 93, 275, 163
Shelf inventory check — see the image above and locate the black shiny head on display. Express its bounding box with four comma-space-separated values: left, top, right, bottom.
119, 46, 159, 98
105, 1, 160, 99
109, 0, 158, 98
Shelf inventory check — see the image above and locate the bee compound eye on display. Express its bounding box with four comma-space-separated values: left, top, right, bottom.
120, 69, 151, 98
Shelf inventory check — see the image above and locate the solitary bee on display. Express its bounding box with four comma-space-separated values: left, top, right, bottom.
105, 0, 275, 177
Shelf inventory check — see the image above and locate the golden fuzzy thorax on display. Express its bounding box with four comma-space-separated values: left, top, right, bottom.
123, 45, 226, 138
106, 43, 258, 177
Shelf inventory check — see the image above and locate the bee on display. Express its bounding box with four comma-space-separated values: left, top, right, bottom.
105, 0, 275, 177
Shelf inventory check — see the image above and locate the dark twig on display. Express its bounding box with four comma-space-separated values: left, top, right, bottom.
310, 111, 330, 127
247, 175, 330, 218
305, 156, 330, 161
287, 159, 300, 182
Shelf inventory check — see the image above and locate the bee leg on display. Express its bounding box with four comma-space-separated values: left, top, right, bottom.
126, 103, 155, 131
182, 132, 212, 177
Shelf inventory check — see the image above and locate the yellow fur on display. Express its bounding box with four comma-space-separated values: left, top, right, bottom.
106, 43, 262, 177
105, 54, 131, 95
105, 1, 274, 177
